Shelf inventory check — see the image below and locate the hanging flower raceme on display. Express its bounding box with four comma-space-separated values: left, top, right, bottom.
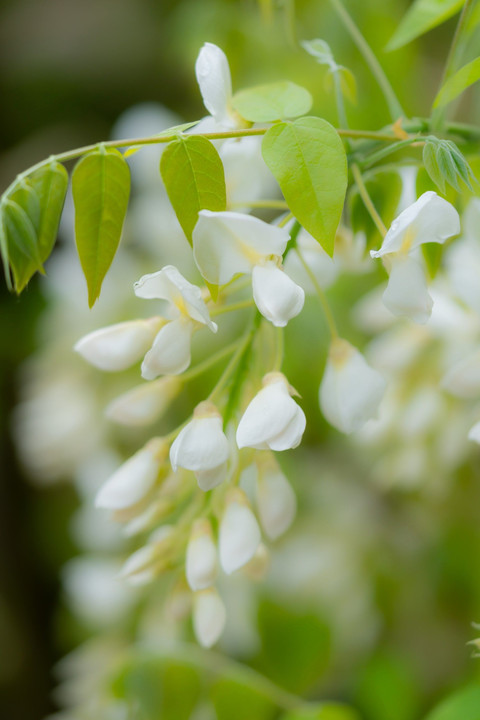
370, 191, 460, 324
169, 401, 230, 491
319, 338, 386, 434
236, 372, 306, 450
195, 42, 244, 131
193, 210, 305, 327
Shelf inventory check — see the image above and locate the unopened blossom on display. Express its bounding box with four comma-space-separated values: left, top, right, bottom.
120, 525, 175, 586
236, 372, 306, 451
185, 519, 218, 591
105, 376, 182, 426
169, 401, 230, 491
95, 438, 167, 511
192, 587, 226, 647
243, 543, 270, 581
219, 489, 261, 574
255, 457, 296, 540
320, 338, 386, 434
74, 318, 162, 372
370, 191, 460, 323
134, 265, 217, 379
193, 210, 304, 327
195, 42, 243, 130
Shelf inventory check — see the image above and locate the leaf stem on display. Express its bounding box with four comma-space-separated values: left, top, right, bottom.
359, 136, 423, 168
294, 247, 339, 339
278, 211, 294, 228
329, 0, 405, 121
351, 163, 387, 237
209, 299, 255, 316
180, 339, 243, 381
208, 326, 256, 403
273, 327, 284, 370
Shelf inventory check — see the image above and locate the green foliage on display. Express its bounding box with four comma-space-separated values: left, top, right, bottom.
256, 598, 331, 693
211, 676, 277, 720
72, 147, 130, 307
349, 170, 403, 249
124, 122, 200, 157
423, 685, 480, 720
353, 652, 421, 720
262, 117, 347, 257
302, 39, 357, 103
422, 137, 476, 193
160, 135, 226, 244
0, 161, 68, 293
386, 0, 464, 51
232, 82, 312, 122
281, 704, 361, 720
434, 56, 480, 108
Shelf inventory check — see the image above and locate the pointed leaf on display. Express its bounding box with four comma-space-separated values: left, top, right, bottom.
423, 140, 446, 192
262, 117, 347, 256
29, 161, 68, 262
232, 82, 312, 122
387, 0, 464, 51
3, 196, 43, 292
0, 213, 12, 290
160, 135, 226, 244
72, 147, 130, 307
434, 56, 480, 108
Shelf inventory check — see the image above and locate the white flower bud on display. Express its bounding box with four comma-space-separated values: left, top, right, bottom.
120, 525, 174, 585
219, 489, 261, 574
319, 338, 386, 434
185, 519, 218, 591
192, 587, 226, 648
105, 376, 182, 426
256, 460, 296, 540
236, 372, 306, 451
441, 349, 480, 398
243, 543, 270, 581
252, 261, 305, 327
141, 318, 194, 379
95, 439, 167, 511
170, 402, 230, 491
74, 318, 162, 372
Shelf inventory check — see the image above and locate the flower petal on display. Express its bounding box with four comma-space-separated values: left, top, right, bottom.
382, 254, 433, 324
170, 415, 230, 473
219, 491, 261, 574
193, 210, 289, 285
195, 43, 233, 127
74, 318, 161, 372
252, 262, 305, 327
441, 349, 480, 398
141, 318, 193, 379
196, 461, 228, 491
193, 588, 226, 647
95, 445, 163, 510
105, 376, 182, 426
186, 520, 218, 591
267, 404, 306, 451
256, 468, 296, 540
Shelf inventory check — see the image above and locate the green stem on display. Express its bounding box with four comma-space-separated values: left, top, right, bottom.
278, 211, 294, 228
283, 0, 298, 48
351, 163, 387, 237
329, 0, 405, 121
180, 340, 242, 381
359, 136, 423, 168
431, 0, 475, 130
210, 299, 255, 316
273, 327, 284, 371
294, 248, 338, 339
208, 327, 256, 403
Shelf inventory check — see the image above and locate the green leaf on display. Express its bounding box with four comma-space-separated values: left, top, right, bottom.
210, 677, 277, 720
422, 137, 477, 195
160, 135, 226, 244
423, 684, 480, 720
423, 141, 446, 193
434, 56, 480, 108
386, 0, 464, 51
281, 703, 361, 720
124, 121, 200, 157
232, 82, 312, 122
3, 196, 43, 293
29, 162, 68, 262
0, 213, 11, 290
72, 147, 130, 307
262, 117, 347, 257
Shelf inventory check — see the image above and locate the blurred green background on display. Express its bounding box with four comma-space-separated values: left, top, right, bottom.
1, 1, 480, 719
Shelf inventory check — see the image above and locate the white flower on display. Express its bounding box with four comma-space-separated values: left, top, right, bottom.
319, 338, 386, 434
219, 489, 261, 574
74, 318, 162, 371
169, 402, 230, 491
370, 191, 460, 323
105, 376, 182, 426
284, 226, 338, 293
195, 43, 241, 130
441, 349, 480, 398
95, 439, 167, 511
120, 525, 175, 586
193, 210, 304, 326
255, 458, 296, 540
134, 265, 217, 379
236, 372, 306, 451
192, 588, 226, 647
185, 519, 218, 591
468, 421, 480, 444
243, 543, 270, 581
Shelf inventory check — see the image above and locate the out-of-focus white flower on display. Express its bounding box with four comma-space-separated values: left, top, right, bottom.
120, 525, 175, 586
255, 458, 296, 540
236, 372, 306, 451
446, 199, 480, 315
320, 338, 386, 434
370, 192, 460, 323
441, 349, 480, 398
219, 488, 261, 574
195, 43, 243, 130
170, 401, 230, 491
221, 137, 279, 210
95, 439, 167, 511
468, 421, 480, 444
243, 543, 270, 580
105, 376, 182, 426
193, 210, 304, 326
185, 519, 218, 591
284, 227, 338, 293
134, 265, 217, 379
74, 318, 162, 372
192, 587, 226, 647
